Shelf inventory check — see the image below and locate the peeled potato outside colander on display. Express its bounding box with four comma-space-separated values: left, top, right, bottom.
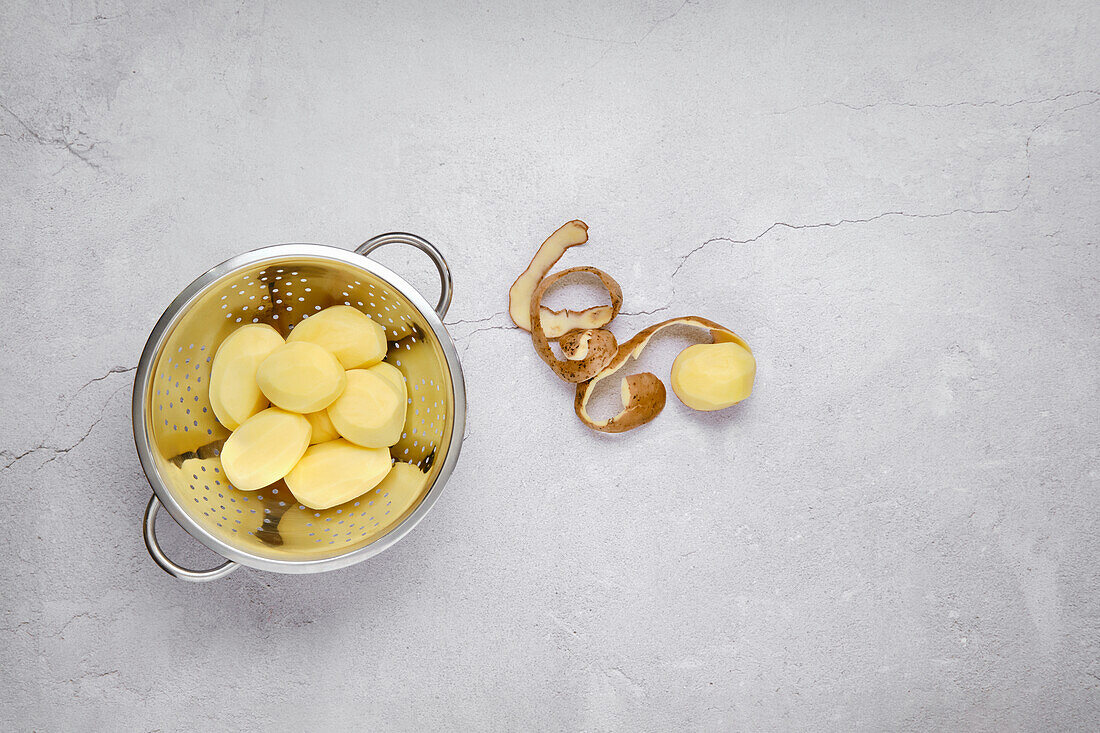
133, 234, 465, 581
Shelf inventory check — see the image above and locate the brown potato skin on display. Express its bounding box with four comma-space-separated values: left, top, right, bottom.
558, 329, 592, 360
509, 220, 622, 338
529, 267, 622, 383
574, 372, 666, 433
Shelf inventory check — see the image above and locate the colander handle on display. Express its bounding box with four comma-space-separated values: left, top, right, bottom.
355, 233, 453, 318
143, 495, 240, 582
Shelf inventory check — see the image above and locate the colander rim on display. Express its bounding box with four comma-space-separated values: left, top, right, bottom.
132, 243, 466, 574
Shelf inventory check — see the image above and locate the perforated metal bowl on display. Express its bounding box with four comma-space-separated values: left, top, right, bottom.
132, 235, 465, 581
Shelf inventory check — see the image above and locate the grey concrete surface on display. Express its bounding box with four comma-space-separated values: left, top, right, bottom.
1, 0, 1098, 730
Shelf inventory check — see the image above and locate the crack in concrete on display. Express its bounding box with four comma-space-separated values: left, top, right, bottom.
1021, 96, 1100, 197
557, 0, 694, 86
772, 89, 1100, 116
620, 304, 673, 318
445, 312, 507, 327
0, 620, 33, 636
70, 13, 127, 25
2, 383, 128, 472
554, 31, 637, 46
1, 448, 38, 471
54, 611, 97, 638
674, 95, 1099, 280
635, 0, 693, 44
68, 669, 119, 684
458, 323, 514, 358
0, 100, 101, 169
462, 324, 512, 340
555, 0, 692, 47
63, 365, 136, 411
669, 207, 1016, 281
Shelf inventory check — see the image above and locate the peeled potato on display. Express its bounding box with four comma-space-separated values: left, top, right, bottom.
284, 439, 393, 510
304, 409, 339, 445
358, 462, 428, 534
671, 341, 756, 411
208, 323, 285, 430
286, 305, 387, 369
220, 408, 311, 491
327, 365, 407, 448
256, 341, 346, 413
370, 361, 405, 394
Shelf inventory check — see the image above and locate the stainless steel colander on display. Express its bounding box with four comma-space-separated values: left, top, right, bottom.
132, 234, 465, 581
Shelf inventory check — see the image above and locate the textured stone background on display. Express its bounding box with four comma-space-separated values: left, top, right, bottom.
1, 0, 1098, 730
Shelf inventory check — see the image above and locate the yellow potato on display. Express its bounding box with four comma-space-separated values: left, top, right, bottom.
670, 341, 756, 411
370, 361, 406, 395
284, 439, 393, 510
208, 323, 284, 430
357, 462, 428, 534
304, 409, 339, 445
256, 341, 347, 413
286, 305, 387, 369
220, 408, 311, 491
326, 365, 407, 448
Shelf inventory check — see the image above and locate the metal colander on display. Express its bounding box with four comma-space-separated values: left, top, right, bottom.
132, 235, 465, 581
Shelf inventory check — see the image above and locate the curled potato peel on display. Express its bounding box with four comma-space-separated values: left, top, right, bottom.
573, 372, 667, 433
530, 267, 621, 383
558, 329, 595, 360
509, 220, 621, 338
574, 316, 749, 433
